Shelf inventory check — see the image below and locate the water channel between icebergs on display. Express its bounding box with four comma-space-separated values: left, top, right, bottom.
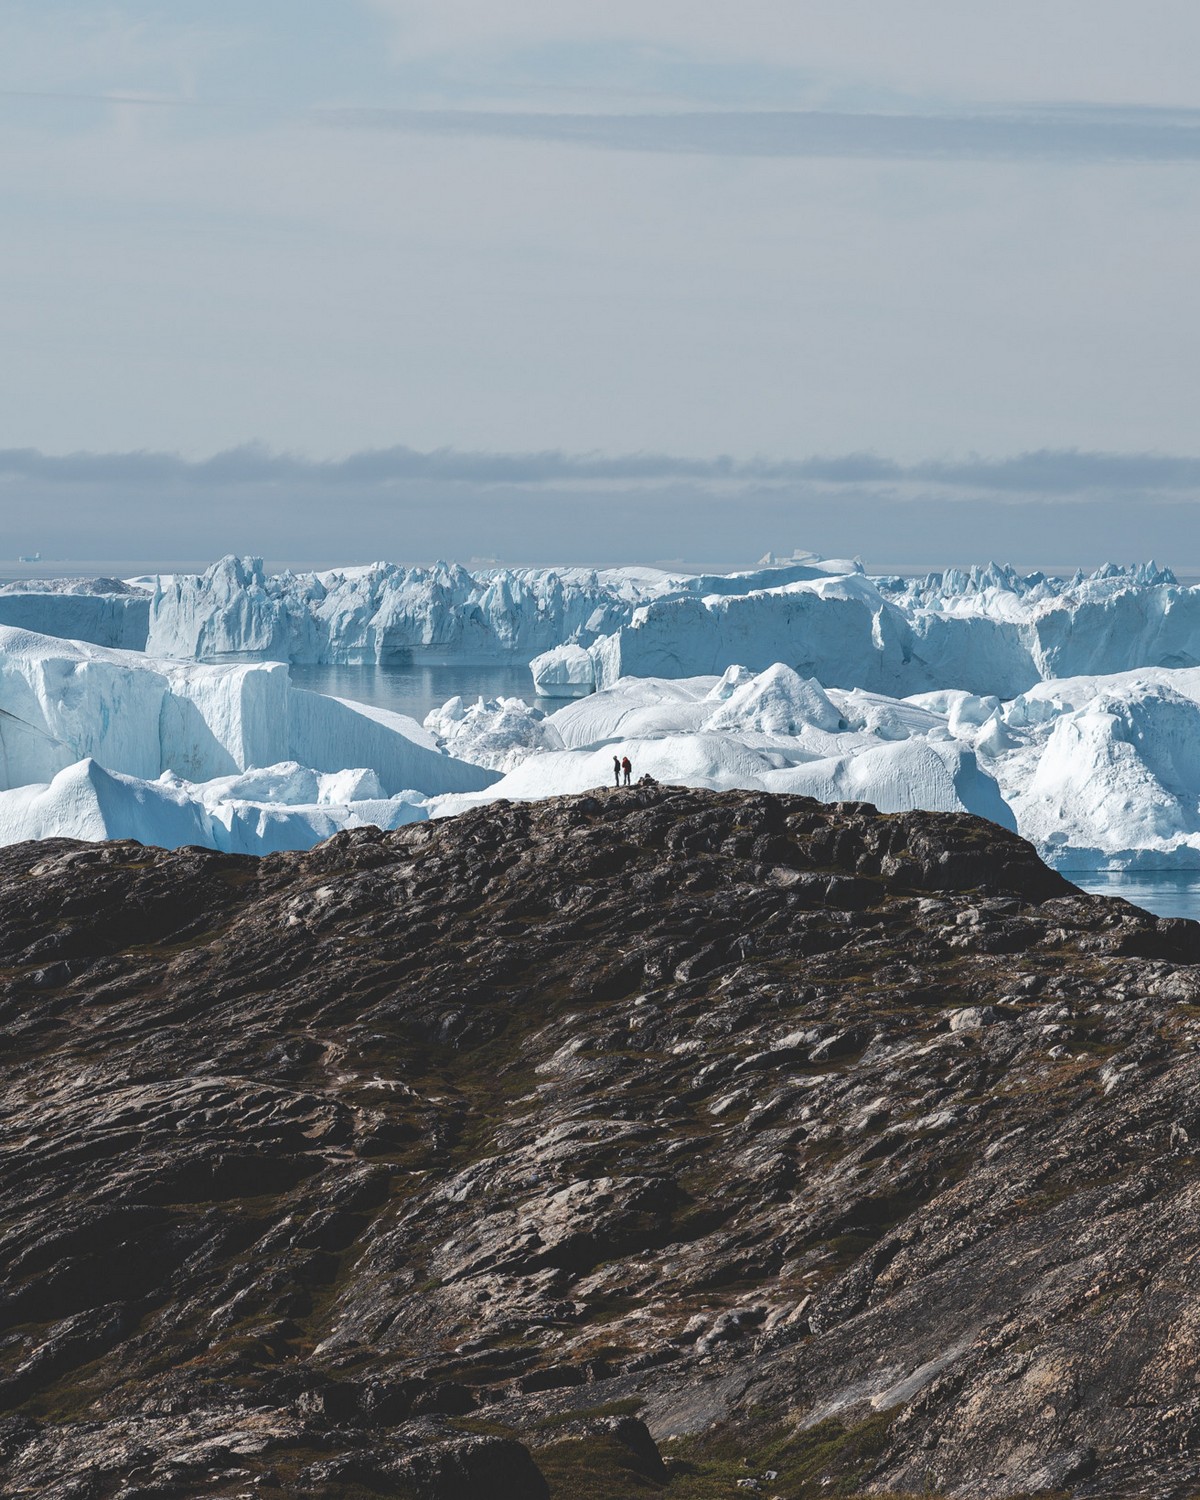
288, 662, 1200, 924
287, 660, 555, 720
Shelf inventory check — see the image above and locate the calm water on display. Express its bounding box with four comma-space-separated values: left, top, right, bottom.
288, 661, 566, 723
1070, 872, 1200, 922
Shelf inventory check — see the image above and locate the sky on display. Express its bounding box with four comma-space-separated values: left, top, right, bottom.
2, 1, 1199, 570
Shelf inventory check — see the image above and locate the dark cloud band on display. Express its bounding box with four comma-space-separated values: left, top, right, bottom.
321, 106, 1200, 164
2, 445, 1196, 573
2, 444, 1199, 496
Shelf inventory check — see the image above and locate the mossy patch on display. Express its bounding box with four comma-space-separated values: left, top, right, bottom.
655, 1411, 896, 1498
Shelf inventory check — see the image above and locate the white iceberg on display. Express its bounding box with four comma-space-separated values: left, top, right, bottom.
532, 561, 1200, 701
0, 758, 429, 855
0, 626, 496, 799
426, 661, 1200, 871
423, 696, 564, 773
426, 665, 1017, 832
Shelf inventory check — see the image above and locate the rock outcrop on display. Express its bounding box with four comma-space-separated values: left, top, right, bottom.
1, 787, 1198, 1497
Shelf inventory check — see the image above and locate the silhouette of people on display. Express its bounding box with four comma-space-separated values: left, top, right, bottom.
621, 755, 632, 786
613, 755, 621, 788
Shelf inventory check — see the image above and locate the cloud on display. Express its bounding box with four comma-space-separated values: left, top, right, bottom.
3, 443, 1200, 494
3, 443, 1198, 573
0, 88, 195, 107
321, 105, 1200, 163
363, 1, 1200, 113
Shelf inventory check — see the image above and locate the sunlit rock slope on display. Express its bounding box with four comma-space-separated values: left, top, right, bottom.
1, 788, 1199, 1497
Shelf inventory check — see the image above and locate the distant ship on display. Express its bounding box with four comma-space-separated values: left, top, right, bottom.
18, 552, 40, 563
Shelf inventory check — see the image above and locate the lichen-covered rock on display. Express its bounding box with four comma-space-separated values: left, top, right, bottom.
0, 787, 1197, 1496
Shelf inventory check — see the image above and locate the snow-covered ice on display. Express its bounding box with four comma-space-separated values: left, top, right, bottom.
0, 627, 497, 853
0, 578, 150, 650
423, 663, 1200, 871
6, 554, 1200, 869
143, 555, 837, 664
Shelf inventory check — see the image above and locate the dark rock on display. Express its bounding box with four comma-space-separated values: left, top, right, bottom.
603, 1414, 666, 1479
391, 1436, 549, 1499
0, 788, 1196, 1495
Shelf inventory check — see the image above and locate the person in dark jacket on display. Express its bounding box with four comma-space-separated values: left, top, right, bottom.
613, 755, 621, 788
621, 755, 632, 786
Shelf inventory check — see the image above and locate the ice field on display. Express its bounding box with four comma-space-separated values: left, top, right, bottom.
2, 556, 1200, 869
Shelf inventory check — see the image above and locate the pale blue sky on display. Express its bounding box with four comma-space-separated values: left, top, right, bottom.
2, 2, 1199, 564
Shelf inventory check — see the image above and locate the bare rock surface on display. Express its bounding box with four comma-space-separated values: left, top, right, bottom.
0, 786, 1199, 1497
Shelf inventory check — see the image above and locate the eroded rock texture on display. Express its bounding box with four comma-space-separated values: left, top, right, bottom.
1, 787, 1199, 1498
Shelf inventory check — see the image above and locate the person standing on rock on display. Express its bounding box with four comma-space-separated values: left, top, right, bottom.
613, 755, 621, 788
622, 755, 632, 786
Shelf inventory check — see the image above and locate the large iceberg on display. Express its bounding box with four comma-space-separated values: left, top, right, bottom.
0, 758, 429, 855
0, 627, 496, 849
0, 625, 495, 796
532, 561, 1200, 700
141, 554, 860, 664
0, 577, 150, 650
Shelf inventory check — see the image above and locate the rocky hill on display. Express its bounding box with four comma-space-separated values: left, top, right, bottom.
1, 787, 1199, 1498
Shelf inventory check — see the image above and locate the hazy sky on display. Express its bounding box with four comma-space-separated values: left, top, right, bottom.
2, 2, 1199, 568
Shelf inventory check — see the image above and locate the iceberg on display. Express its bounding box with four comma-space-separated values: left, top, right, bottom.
141, 554, 872, 666
527, 643, 596, 698
703, 663, 847, 735
0, 627, 496, 828
14, 554, 1200, 702
423, 662, 1200, 871
144, 556, 668, 663
423, 695, 564, 773
433, 734, 1011, 828
531, 561, 1200, 700
424, 667, 1018, 832
9, 552, 1200, 871
991, 670, 1200, 869
0, 758, 429, 855
0, 577, 150, 650
0, 758, 215, 849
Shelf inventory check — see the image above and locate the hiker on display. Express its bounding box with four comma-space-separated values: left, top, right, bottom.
613, 755, 621, 788
621, 755, 632, 786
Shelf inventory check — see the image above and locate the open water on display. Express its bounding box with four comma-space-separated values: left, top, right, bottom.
1070, 872, 1200, 923
288, 661, 562, 722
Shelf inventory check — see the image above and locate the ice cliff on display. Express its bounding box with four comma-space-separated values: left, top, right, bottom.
531, 560, 1200, 699
0, 628, 496, 852
141, 555, 857, 664
0, 577, 150, 650
105, 553, 1200, 704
